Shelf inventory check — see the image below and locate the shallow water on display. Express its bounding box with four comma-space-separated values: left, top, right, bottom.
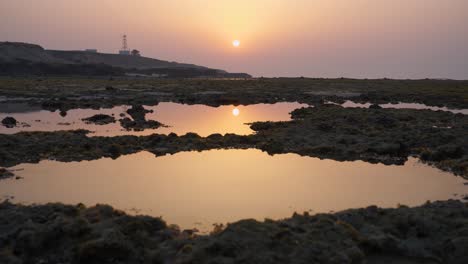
0, 102, 306, 136
1, 149, 466, 232
339, 100, 468, 114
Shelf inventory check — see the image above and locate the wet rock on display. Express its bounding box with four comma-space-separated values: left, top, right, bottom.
369, 142, 402, 155
0, 168, 14, 179
77, 231, 134, 264
119, 105, 162, 131
82, 114, 116, 125
375, 115, 397, 127
444, 237, 468, 264
41, 100, 63, 111
1, 117, 17, 128
126, 105, 152, 122
317, 122, 333, 131
108, 145, 121, 159
207, 133, 223, 141
105, 85, 116, 91
0, 201, 467, 263
58, 122, 71, 126
426, 145, 464, 161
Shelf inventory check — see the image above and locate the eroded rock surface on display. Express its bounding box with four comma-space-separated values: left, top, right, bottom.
1, 78, 467, 110
119, 105, 163, 131
82, 114, 116, 125
0, 200, 466, 264
0, 168, 14, 179
1, 117, 17, 128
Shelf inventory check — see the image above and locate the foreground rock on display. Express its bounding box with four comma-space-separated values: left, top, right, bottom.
126, 104, 152, 121
0, 200, 466, 263
119, 117, 163, 131
82, 114, 116, 125
119, 105, 164, 131
1, 117, 17, 128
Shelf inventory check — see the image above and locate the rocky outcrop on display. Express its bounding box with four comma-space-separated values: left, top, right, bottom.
0, 200, 466, 263
0, 168, 14, 179
82, 114, 116, 125
1, 117, 17, 128
119, 105, 164, 131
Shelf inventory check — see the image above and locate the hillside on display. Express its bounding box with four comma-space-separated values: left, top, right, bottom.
0, 42, 251, 77
0, 42, 206, 69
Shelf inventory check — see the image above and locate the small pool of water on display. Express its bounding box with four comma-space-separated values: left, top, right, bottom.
1, 149, 466, 232
337, 100, 468, 115
0, 102, 306, 136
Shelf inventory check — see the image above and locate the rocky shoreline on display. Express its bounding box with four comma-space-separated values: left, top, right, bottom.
1, 77, 468, 263
0, 200, 466, 264
1, 105, 466, 177
0, 78, 467, 111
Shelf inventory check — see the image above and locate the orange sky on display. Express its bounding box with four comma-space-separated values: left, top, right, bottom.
1, 0, 468, 78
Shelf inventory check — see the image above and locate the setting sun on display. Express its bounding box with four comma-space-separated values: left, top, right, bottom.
1, 1, 467, 262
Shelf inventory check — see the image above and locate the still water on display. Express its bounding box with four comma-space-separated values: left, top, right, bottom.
1, 149, 465, 232
0, 102, 306, 136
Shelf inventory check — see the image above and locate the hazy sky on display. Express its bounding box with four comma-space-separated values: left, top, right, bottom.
1, 0, 468, 78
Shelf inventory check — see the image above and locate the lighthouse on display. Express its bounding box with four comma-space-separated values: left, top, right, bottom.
119, 35, 130, 55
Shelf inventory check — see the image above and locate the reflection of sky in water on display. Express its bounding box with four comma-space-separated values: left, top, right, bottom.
0, 102, 307, 136
1, 149, 466, 232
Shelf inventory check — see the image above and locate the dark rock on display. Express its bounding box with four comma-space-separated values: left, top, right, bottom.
0, 200, 467, 263
108, 145, 121, 159
41, 100, 63, 111
369, 104, 382, 109
119, 105, 162, 131
2, 117, 17, 128
119, 118, 163, 131
126, 105, 152, 122
77, 232, 134, 264
0, 168, 14, 179
82, 114, 116, 125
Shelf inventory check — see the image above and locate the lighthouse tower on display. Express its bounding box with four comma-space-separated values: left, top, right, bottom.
119, 35, 130, 55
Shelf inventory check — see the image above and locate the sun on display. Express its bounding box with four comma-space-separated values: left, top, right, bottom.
232, 40, 240, 47
232, 108, 240, 116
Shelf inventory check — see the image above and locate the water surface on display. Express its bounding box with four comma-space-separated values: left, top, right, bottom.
0, 102, 306, 136
1, 149, 465, 232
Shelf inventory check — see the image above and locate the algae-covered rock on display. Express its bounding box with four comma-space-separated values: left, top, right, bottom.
82, 114, 116, 125
1, 117, 17, 128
